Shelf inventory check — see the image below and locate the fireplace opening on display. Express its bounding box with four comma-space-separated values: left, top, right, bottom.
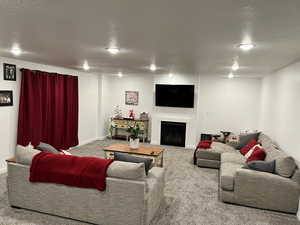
160, 121, 186, 147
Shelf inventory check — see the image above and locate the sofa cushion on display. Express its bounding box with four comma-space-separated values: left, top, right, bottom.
243, 160, 275, 173
107, 161, 146, 180
15, 145, 40, 165
258, 133, 287, 161
196, 142, 236, 161
275, 157, 296, 178
114, 152, 153, 175
36, 142, 60, 154
221, 152, 246, 165
220, 162, 243, 191
236, 132, 260, 150
258, 133, 273, 150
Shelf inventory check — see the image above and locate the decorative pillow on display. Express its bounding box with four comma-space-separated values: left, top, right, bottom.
245, 144, 261, 159
236, 132, 260, 150
15, 145, 40, 165
36, 142, 60, 154
246, 146, 266, 163
275, 157, 296, 178
240, 139, 260, 156
114, 152, 153, 175
243, 160, 275, 173
107, 161, 145, 180
60, 150, 72, 155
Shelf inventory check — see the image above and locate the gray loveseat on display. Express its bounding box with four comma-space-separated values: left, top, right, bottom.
195, 133, 300, 214
7, 146, 165, 225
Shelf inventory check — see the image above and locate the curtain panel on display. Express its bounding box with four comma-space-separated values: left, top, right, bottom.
17, 69, 79, 150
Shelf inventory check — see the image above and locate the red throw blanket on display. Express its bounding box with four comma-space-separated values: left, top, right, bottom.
30, 152, 114, 191
197, 140, 213, 149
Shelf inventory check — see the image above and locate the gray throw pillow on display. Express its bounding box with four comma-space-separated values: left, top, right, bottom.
36, 142, 60, 154
243, 160, 275, 173
107, 161, 146, 180
236, 132, 260, 150
114, 152, 153, 175
275, 157, 296, 178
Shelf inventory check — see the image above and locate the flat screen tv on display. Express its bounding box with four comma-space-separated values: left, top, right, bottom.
155, 84, 194, 108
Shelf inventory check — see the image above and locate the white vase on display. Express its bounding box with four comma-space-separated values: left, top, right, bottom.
129, 138, 140, 149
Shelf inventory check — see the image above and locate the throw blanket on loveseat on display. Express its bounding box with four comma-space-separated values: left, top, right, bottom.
30, 152, 114, 191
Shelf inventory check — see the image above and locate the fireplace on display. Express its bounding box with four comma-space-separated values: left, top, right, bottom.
160, 121, 186, 147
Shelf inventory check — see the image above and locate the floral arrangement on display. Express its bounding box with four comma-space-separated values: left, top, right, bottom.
127, 123, 143, 139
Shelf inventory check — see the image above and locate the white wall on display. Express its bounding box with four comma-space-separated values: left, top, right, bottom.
261, 61, 300, 162
198, 76, 262, 136
104, 75, 154, 119
0, 57, 100, 173
101, 73, 262, 149
152, 74, 199, 148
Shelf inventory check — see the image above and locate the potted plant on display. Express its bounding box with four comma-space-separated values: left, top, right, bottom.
127, 123, 143, 149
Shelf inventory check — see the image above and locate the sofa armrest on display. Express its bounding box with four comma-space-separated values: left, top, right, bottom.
235, 168, 300, 190
146, 167, 165, 192
234, 168, 300, 213
145, 167, 165, 225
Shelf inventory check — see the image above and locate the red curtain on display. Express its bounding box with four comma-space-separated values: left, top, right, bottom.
17, 69, 79, 150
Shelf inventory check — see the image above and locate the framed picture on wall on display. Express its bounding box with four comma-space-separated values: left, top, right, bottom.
3, 63, 17, 81
0, 90, 13, 106
125, 91, 139, 105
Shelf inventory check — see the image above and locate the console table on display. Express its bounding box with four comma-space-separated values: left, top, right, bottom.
111, 118, 149, 142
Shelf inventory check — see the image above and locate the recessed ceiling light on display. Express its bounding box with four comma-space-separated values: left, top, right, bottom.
168, 73, 173, 78
118, 72, 123, 77
150, 64, 157, 71
232, 61, 239, 71
106, 47, 120, 54
228, 72, 234, 79
83, 61, 90, 71
11, 44, 22, 56
239, 43, 254, 51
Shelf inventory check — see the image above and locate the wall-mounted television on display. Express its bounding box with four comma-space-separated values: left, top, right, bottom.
155, 84, 194, 108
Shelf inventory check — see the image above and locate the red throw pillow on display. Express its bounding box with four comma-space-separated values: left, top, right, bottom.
246, 146, 266, 163
240, 139, 260, 155
197, 140, 213, 149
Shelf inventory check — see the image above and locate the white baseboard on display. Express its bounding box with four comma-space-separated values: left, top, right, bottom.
186, 144, 196, 149
78, 138, 100, 147
98, 135, 107, 141
0, 167, 7, 174
77, 136, 108, 147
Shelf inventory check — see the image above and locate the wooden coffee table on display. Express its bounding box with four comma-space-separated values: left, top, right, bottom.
104, 143, 165, 167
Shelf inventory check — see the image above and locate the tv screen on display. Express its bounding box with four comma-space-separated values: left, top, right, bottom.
155, 84, 194, 108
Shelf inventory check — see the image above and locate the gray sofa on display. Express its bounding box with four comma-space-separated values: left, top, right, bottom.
196, 133, 300, 214
7, 147, 165, 225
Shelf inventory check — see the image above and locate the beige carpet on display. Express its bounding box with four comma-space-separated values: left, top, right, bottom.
0, 139, 300, 225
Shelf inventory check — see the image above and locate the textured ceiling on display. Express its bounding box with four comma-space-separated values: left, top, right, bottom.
0, 0, 300, 77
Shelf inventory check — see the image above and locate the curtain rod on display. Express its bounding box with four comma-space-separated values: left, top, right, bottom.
19, 68, 76, 77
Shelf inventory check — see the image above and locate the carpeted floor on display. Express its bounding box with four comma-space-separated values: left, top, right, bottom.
1, 139, 300, 225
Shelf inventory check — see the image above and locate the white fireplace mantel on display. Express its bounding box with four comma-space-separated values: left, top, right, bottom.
150, 114, 196, 149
